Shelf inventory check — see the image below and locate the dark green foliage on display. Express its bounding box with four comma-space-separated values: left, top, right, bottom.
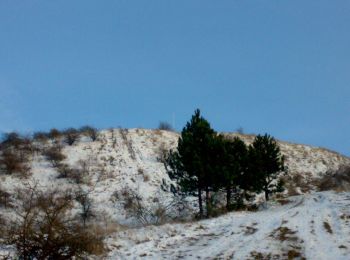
166, 110, 286, 217
248, 134, 286, 201
165, 109, 216, 217
218, 136, 249, 210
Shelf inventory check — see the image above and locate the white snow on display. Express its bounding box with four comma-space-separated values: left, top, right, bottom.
106, 192, 350, 259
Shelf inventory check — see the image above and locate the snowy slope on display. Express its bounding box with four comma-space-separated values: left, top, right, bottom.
1, 128, 349, 225
107, 191, 350, 259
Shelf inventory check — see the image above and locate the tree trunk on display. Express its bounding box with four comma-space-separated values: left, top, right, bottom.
226, 186, 231, 211
205, 187, 210, 217
265, 189, 269, 201
198, 187, 203, 218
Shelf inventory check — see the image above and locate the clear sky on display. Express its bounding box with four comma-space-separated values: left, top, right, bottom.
0, 1, 349, 156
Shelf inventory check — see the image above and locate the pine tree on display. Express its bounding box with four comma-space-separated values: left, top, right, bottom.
165, 109, 216, 217
221, 136, 248, 210
248, 134, 286, 201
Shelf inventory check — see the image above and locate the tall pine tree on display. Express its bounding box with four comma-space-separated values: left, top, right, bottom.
165, 109, 216, 217
248, 134, 286, 201
222, 136, 248, 210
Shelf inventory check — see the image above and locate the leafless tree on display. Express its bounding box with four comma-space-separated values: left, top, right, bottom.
75, 188, 95, 227
6, 185, 104, 259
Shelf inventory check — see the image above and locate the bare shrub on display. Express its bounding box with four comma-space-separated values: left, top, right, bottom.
0, 213, 7, 241
1, 132, 34, 157
1, 132, 25, 148
158, 121, 175, 132
120, 188, 191, 226
0, 150, 30, 176
79, 126, 99, 141
143, 174, 150, 182
48, 128, 62, 140
317, 165, 350, 191
57, 164, 84, 184
6, 186, 105, 259
32, 132, 49, 143
63, 128, 80, 145
158, 121, 174, 131
156, 143, 169, 164
0, 186, 13, 208
75, 188, 95, 227
43, 146, 66, 168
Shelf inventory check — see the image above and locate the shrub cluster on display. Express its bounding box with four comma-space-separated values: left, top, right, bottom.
43, 146, 66, 168
4, 186, 104, 259
32, 125, 99, 145
0, 133, 32, 176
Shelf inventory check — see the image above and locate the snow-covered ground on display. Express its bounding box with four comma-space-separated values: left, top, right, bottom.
1, 128, 350, 259
107, 191, 350, 259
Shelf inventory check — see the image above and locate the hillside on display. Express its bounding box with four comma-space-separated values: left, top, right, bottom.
0, 128, 349, 259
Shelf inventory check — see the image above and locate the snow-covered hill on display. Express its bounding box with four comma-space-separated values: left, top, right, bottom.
1, 128, 349, 259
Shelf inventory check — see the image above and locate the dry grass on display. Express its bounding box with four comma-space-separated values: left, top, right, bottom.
277, 199, 291, 205
271, 226, 298, 242
250, 251, 273, 260
287, 249, 304, 259
323, 221, 333, 234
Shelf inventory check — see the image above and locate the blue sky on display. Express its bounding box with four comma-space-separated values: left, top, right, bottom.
0, 1, 349, 156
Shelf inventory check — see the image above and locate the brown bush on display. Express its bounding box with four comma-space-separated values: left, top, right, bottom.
1, 132, 25, 148
6, 187, 105, 259
57, 164, 84, 184
48, 128, 62, 140
0, 187, 13, 208
317, 165, 350, 191
0, 150, 30, 175
79, 126, 99, 141
158, 121, 174, 131
156, 143, 169, 164
75, 188, 95, 227
32, 131, 49, 142
63, 128, 80, 146
43, 146, 66, 168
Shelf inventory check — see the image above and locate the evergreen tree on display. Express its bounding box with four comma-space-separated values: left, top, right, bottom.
248, 134, 286, 201
165, 109, 216, 217
221, 136, 248, 210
